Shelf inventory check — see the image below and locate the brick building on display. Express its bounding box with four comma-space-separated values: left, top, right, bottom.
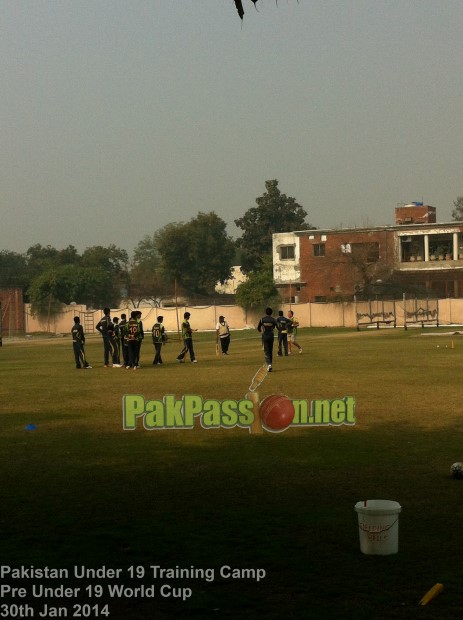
0, 288, 25, 337
273, 203, 463, 302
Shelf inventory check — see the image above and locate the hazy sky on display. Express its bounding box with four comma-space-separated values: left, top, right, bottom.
2, 0, 462, 257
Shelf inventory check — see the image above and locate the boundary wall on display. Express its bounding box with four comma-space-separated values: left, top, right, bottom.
22, 299, 463, 334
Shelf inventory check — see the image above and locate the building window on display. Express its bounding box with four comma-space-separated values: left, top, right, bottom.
280, 245, 295, 260
313, 243, 326, 257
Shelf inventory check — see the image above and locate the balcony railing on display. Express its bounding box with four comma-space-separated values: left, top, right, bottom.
400, 254, 463, 267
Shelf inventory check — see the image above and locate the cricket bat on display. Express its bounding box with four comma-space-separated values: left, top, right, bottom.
246, 365, 268, 435
215, 342, 219, 356
80, 346, 88, 367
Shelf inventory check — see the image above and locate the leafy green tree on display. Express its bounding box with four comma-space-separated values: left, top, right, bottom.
57, 245, 80, 265
28, 268, 64, 320
25, 244, 60, 280
23, 244, 128, 313
451, 196, 463, 221
74, 267, 116, 308
133, 234, 160, 271
81, 244, 128, 274
151, 222, 186, 283
28, 264, 114, 314
127, 234, 164, 304
25, 244, 82, 284
235, 260, 280, 310
0, 250, 29, 289
26, 244, 59, 264
81, 244, 129, 303
235, 180, 315, 273
156, 212, 235, 295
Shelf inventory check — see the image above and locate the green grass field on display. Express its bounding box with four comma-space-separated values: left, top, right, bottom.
1, 327, 463, 619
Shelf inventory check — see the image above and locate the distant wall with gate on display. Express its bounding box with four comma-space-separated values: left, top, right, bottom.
22, 299, 463, 335
24, 304, 262, 334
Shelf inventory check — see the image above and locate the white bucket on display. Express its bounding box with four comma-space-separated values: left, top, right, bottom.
354, 500, 402, 555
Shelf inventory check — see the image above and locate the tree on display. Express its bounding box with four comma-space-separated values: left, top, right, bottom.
25, 244, 60, 280
0, 251, 29, 289
132, 234, 160, 272
127, 265, 173, 308
28, 263, 115, 313
81, 244, 129, 304
26, 244, 127, 311
127, 234, 166, 305
81, 244, 128, 275
28, 268, 65, 321
57, 245, 80, 265
451, 196, 463, 221
24, 244, 82, 286
235, 258, 280, 310
75, 267, 117, 308
235, 180, 314, 273
156, 212, 235, 296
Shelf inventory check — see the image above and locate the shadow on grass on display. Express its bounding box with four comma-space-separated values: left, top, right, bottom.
1, 421, 463, 618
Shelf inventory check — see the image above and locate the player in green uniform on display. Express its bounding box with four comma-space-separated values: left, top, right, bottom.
125, 311, 143, 369
152, 316, 167, 365
176, 312, 197, 363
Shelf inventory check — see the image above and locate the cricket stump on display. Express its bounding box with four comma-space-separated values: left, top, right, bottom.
247, 391, 263, 435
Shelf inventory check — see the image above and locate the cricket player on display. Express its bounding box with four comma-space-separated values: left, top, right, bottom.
176, 312, 197, 363
96, 307, 118, 367
125, 311, 143, 370
287, 309, 302, 354
71, 317, 92, 369
276, 310, 290, 356
257, 307, 278, 372
152, 316, 166, 365
215, 315, 231, 355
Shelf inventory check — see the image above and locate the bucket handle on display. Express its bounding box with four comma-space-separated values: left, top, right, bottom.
359, 516, 399, 533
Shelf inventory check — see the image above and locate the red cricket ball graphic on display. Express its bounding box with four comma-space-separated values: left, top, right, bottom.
259, 394, 295, 432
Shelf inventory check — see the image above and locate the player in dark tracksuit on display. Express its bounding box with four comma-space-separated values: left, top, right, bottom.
95, 307, 117, 367
71, 317, 91, 369
125, 311, 143, 370
257, 307, 278, 372
152, 316, 166, 365
276, 310, 291, 357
